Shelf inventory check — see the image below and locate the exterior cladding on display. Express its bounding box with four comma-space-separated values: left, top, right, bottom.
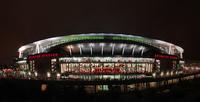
16, 34, 185, 80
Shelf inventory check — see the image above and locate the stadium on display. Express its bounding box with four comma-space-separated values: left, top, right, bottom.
16, 33, 184, 80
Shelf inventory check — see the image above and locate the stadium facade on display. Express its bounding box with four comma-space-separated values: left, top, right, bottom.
16, 33, 184, 80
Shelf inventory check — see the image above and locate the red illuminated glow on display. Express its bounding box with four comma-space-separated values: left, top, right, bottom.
94, 68, 120, 73
155, 54, 177, 59
28, 53, 60, 60
79, 67, 121, 74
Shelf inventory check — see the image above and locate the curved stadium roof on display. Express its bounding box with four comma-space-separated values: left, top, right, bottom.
18, 33, 184, 58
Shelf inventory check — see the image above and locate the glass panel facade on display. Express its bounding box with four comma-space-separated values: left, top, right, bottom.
59, 57, 154, 80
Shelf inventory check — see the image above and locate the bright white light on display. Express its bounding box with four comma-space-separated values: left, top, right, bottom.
57, 73, 61, 78
67, 45, 73, 49
120, 44, 124, 48
28, 72, 31, 76
18, 45, 32, 52
110, 43, 115, 47
89, 43, 95, 47
166, 71, 169, 76
22, 71, 26, 75
17, 60, 27, 64
130, 45, 135, 48
139, 46, 144, 50
78, 44, 83, 47
34, 72, 38, 77
170, 71, 173, 76
47, 72, 51, 78
100, 43, 105, 46
160, 72, 164, 77
152, 73, 156, 78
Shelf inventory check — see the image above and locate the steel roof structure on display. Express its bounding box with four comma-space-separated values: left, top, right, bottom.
18, 33, 184, 58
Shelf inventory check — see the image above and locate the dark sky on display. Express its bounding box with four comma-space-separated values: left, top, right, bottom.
0, 0, 200, 64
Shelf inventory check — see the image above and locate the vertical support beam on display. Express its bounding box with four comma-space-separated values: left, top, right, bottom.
68, 46, 72, 56
169, 45, 172, 54
141, 47, 145, 56
36, 44, 40, 54
90, 46, 93, 55
19, 51, 22, 58
90, 62, 91, 80
180, 53, 183, 59
79, 63, 80, 74
122, 44, 125, 55
101, 43, 104, 55
131, 45, 136, 56
90, 43, 94, 55
112, 43, 115, 56
79, 44, 83, 55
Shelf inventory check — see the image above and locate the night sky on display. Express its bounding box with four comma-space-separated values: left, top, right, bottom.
0, 0, 200, 64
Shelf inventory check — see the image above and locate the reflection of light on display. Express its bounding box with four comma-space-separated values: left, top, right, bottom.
47, 72, 51, 78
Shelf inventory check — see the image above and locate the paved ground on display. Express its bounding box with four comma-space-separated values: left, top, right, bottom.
0, 78, 200, 102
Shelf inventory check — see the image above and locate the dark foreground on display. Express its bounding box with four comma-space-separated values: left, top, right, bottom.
0, 78, 200, 102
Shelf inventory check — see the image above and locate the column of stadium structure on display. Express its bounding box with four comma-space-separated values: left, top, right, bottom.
141, 47, 145, 56
68, 45, 72, 56
78, 44, 83, 55
131, 45, 136, 56
121, 44, 126, 79
100, 43, 104, 55
111, 43, 115, 56
140, 46, 146, 73
111, 43, 115, 79
36, 44, 40, 54
131, 45, 136, 78
169, 44, 172, 54
122, 44, 125, 55
90, 45, 92, 55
